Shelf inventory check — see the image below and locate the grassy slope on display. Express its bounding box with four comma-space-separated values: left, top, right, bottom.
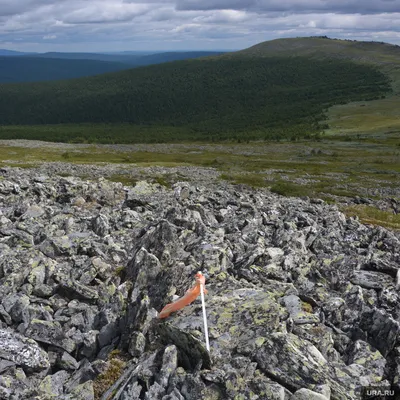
325, 97, 400, 136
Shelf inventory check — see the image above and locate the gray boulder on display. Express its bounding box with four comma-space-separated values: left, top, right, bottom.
0, 328, 49, 371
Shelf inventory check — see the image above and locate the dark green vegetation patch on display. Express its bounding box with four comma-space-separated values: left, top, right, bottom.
0, 56, 390, 143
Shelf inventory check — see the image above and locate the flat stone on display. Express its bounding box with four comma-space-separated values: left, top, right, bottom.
350, 271, 393, 290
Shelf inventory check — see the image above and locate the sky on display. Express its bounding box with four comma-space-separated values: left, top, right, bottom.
1, 0, 400, 53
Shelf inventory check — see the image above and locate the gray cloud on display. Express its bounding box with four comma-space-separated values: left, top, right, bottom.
176, 0, 253, 11
1, 0, 400, 52
176, 0, 400, 14
0, 0, 68, 17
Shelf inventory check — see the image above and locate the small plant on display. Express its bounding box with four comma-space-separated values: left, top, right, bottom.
270, 181, 309, 197
153, 175, 171, 187
301, 301, 313, 313
93, 350, 127, 400
108, 349, 121, 359
121, 156, 133, 163
114, 266, 125, 277
220, 173, 266, 188
109, 175, 137, 186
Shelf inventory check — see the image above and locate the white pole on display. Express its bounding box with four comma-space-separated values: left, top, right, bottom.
199, 278, 210, 352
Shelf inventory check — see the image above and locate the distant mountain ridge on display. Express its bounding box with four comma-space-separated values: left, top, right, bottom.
0, 57, 131, 83
24, 50, 224, 64
0, 49, 35, 56
0, 50, 226, 83
24, 52, 143, 64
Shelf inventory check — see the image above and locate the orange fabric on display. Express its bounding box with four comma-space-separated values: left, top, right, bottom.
158, 272, 208, 319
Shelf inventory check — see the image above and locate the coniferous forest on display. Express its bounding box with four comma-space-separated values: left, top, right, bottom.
0, 55, 391, 143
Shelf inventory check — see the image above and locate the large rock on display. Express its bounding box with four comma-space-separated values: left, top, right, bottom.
360, 308, 400, 357
39, 370, 70, 397
0, 328, 50, 371
350, 270, 393, 290
253, 332, 357, 399
24, 319, 76, 353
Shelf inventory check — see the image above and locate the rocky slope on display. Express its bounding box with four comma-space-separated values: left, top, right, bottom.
0, 166, 399, 399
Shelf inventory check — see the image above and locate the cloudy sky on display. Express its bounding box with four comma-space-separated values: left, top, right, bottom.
1, 0, 400, 52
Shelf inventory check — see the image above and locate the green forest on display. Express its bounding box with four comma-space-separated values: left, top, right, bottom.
0, 55, 391, 143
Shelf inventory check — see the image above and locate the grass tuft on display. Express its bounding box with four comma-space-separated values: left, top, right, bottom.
220, 172, 266, 188
108, 175, 137, 186
114, 266, 126, 277
270, 181, 309, 197
341, 205, 400, 230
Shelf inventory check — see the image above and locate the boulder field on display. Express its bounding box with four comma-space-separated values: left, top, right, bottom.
0, 166, 399, 399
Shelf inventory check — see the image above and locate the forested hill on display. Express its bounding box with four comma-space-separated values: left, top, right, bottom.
238, 36, 400, 64
236, 36, 400, 92
131, 51, 225, 66
0, 53, 391, 141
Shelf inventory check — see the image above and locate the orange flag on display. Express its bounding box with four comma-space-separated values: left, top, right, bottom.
158, 272, 208, 319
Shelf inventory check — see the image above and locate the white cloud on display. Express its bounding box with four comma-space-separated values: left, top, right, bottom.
1, 0, 400, 52
195, 10, 250, 23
